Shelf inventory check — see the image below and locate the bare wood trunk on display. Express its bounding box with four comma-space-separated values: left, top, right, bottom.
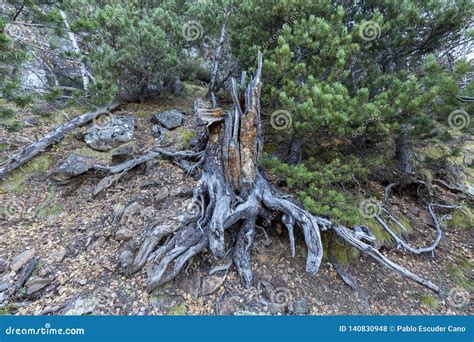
59, 9, 91, 92
208, 12, 228, 96
121, 52, 448, 295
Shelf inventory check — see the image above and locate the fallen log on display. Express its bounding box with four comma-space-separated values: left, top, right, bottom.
0, 102, 121, 178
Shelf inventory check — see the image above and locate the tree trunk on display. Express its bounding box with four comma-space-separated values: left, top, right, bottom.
59, 9, 91, 92
120, 52, 445, 294
395, 124, 414, 175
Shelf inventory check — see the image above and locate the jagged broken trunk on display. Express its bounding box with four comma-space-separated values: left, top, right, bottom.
122, 52, 442, 294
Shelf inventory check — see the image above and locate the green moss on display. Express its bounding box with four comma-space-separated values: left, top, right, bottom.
176, 128, 196, 149
23, 154, 52, 173
182, 81, 208, 98
2, 120, 22, 132
448, 257, 473, 291
31, 259, 45, 277
1, 171, 28, 192
0, 305, 13, 315
263, 143, 279, 154
449, 206, 473, 230
76, 146, 114, 163
35, 193, 63, 219
423, 145, 450, 161
0, 154, 52, 192
168, 302, 187, 315
420, 295, 440, 309
47, 106, 89, 125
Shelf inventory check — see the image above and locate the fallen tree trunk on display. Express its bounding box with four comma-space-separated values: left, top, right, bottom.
0, 102, 121, 178
122, 52, 447, 294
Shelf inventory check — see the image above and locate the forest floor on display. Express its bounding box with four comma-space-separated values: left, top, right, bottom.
0, 83, 472, 316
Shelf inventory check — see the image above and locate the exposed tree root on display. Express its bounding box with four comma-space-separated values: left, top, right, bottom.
123, 52, 453, 295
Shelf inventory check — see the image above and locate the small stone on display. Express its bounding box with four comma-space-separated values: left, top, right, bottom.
22, 117, 40, 126
0, 257, 7, 273
78, 279, 87, 286
151, 109, 184, 129
56, 153, 98, 177
154, 187, 169, 202
49, 247, 67, 263
176, 270, 201, 300
10, 249, 35, 272
113, 203, 126, 224
219, 296, 241, 315
289, 299, 310, 315
0, 292, 7, 305
26, 276, 52, 295
201, 275, 225, 296
115, 228, 133, 241
62, 295, 99, 315
151, 125, 168, 138
119, 250, 134, 270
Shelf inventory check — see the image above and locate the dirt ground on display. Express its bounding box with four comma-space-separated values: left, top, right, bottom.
0, 87, 472, 316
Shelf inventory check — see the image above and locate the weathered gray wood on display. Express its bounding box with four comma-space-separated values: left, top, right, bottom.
0, 102, 121, 178
129, 52, 443, 294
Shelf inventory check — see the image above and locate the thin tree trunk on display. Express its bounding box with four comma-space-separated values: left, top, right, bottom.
208, 11, 229, 96
59, 9, 90, 92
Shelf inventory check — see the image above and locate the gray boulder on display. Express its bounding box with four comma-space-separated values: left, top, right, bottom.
85, 116, 135, 151
57, 153, 98, 177
151, 109, 183, 129
10, 249, 35, 272
62, 295, 99, 315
